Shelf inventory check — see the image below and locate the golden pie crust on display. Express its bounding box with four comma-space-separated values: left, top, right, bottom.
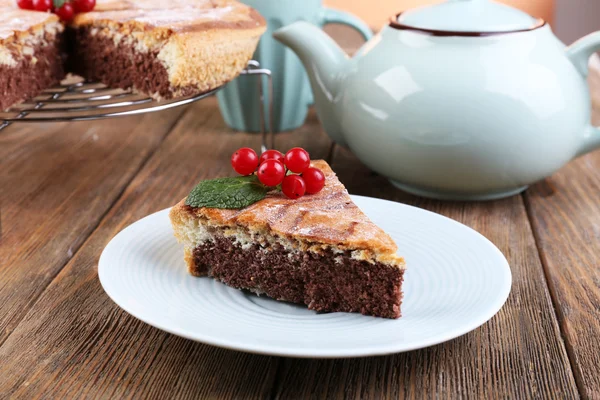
170, 160, 406, 269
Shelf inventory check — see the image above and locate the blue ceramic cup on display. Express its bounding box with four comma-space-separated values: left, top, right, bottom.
217, 0, 372, 133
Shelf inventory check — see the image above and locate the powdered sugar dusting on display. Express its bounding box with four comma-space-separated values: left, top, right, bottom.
96, 0, 215, 10
86, 4, 255, 31
133, 7, 236, 25
0, 10, 59, 40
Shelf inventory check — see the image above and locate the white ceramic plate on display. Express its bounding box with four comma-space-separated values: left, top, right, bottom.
99, 196, 511, 358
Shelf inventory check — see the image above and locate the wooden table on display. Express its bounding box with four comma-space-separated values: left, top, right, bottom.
2, 54, 600, 399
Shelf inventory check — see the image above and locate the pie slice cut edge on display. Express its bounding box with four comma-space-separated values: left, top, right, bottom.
169, 160, 406, 318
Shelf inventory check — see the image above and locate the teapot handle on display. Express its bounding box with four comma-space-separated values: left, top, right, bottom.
566, 31, 600, 157
319, 8, 373, 42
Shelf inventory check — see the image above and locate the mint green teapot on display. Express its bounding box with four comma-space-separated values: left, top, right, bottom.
274, 0, 600, 200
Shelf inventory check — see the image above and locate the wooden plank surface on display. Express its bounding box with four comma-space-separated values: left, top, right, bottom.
2, 64, 599, 399
0, 100, 329, 399
272, 146, 579, 399
0, 108, 185, 345
522, 71, 600, 399
0, 97, 580, 399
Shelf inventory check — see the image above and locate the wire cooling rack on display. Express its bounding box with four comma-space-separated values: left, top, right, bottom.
0, 60, 274, 151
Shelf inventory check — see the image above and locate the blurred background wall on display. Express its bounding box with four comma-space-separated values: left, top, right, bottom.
555, 0, 600, 44
324, 0, 600, 44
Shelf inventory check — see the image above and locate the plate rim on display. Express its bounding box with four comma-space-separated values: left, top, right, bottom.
98, 195, 512, 358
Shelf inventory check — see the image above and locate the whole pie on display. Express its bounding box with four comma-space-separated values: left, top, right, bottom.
0, 0, 265, 109
170, 160, 406, 319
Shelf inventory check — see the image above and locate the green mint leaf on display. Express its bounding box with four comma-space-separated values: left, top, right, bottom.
53, 0, 66, 8
185, 175, 270, 209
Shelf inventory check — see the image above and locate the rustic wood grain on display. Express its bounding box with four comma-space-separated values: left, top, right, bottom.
0, 99, 329, 399
0, 107, 186, 345
522, 71, 600, 399
272, 145, 579, 399
2, 59, 599, 399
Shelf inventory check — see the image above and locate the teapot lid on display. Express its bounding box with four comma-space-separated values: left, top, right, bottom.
395, 0, 539, 33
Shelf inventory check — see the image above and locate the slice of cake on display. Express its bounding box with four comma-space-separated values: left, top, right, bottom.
170, 160, 406, 319
69, 3, 266, 100
0, 10, 65, 110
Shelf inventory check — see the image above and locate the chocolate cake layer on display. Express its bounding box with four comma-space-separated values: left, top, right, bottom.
0, 27, 65, 111
69, 26, 196, 99
192, 236, 404, 319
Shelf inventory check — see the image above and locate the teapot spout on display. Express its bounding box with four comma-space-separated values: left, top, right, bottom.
274, 22, 348, 145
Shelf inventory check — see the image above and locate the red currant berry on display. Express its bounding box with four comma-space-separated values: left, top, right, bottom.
32, 0, 52, 11
17, 0, 34, 10
55, 3, 74, 21
231, 147, 259, 176
259, 149, 284, 166
72, 0, 96, 12
284, 147, 310, 173
282, 175, 306, 199
257, 159, 285, 187
302, 167, 325, 194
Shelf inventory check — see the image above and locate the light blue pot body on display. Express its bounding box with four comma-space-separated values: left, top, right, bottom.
274, 19, 600, 200
217, 0, 372, 133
